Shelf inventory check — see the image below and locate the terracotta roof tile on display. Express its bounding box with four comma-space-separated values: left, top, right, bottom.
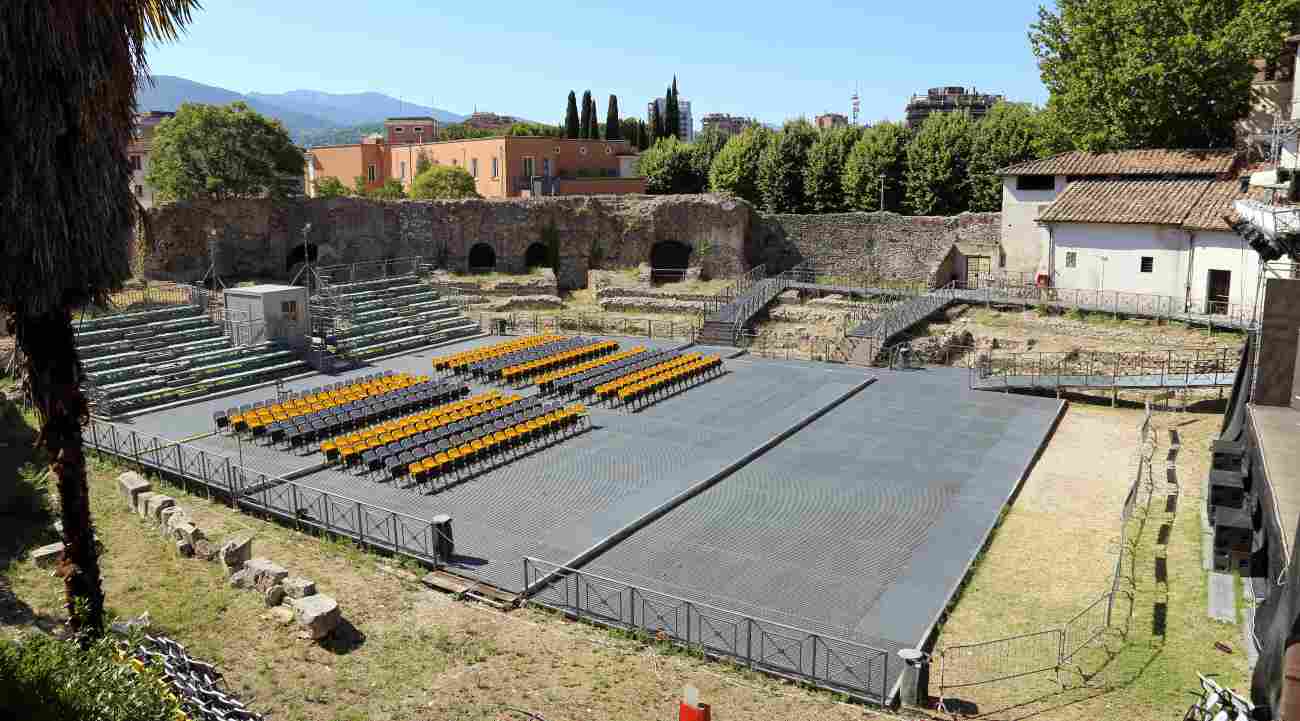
1182, 179, 1258, 232
1037, 178, 1213, 226
1000, 149, 1236, 177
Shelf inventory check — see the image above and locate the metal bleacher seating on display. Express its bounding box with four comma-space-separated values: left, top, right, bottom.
76, 305, 310, 415
319, 274, 479, 361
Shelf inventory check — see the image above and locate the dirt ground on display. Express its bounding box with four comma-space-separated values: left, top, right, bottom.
929, 403, 1250, 720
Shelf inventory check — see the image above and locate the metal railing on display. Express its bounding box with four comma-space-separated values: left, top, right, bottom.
971, 347, 1240, 390
846, 283, 955, 340
484, 312, 701, 341
316, 256, 424, 286
77, 283, 210, 321
83, 418, 449, 565
702, 265, 766, 316
947, 283, 1256, 330
935, 405, 1154, 709
521, 557, 893, 704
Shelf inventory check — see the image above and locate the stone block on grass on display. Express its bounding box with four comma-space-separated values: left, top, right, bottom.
172, 522, 203, 546
159, 506, 185, 535
144, 494, 175, 523
264, 584, 285, 607
245, 558, 289, 592
292, 594, 340, 640
282, 577, 316, 600
31, 542, 64, 568
117, 472, 151, 512
176, 539, 194, 558
219, 534, 253, 573
134, 492, 159, 519
192, 539, 218, 562
228, 568, 255, 589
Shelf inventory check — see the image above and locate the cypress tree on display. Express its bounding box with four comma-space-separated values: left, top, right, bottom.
605, 95, 621, 140
639, 120, 650, 150
580, 90, 593, 139
564, 91, 580, 139
665, 82, 680, 140
650, 103, 663, 142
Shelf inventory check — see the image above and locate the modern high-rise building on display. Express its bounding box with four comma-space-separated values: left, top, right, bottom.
646, 97, 693, 142
904, 86, 1004, 128
700, 113, 752, 137
127, 111, 175, 209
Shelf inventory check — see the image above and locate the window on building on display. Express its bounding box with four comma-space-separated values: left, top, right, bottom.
491, 157, 499, 178
414, 126, 423, 134
1015, 174, 1054, 191
393, 126, 404, 133
1140, 256, 1154, 273
129, 155, 141, 171
553, 146, 561, 154
542, 158, 551, 176
579, 146, 589, 155
470, 158, 478, 177
400, 161, 407, 179
1065, 251, 1077, 269
367, 164, 376, 182
522, 156, 535, 178
604, 145, 613, 155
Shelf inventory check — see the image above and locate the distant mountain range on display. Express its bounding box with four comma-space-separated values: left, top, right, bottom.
135, 75, 466, 144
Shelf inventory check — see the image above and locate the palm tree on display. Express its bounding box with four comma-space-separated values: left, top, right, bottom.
1, 0, 199, 638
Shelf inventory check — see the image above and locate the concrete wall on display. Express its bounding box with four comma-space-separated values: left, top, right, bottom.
753, 211, 1002, 285
1050, 223, 1189, 295
1000, 175, 1064, 276
1048, 223, 1262, 312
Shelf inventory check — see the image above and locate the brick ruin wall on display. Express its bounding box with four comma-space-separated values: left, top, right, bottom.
141, 195, 1001, 290
752, 211, 1002, 285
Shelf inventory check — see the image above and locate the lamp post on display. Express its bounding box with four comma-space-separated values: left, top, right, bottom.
879, 173, 887, 212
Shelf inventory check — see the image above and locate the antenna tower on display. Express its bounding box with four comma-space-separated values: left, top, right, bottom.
851, 84, 861, 126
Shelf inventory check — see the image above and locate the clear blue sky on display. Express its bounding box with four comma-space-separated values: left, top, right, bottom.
147, 1, 1051, 127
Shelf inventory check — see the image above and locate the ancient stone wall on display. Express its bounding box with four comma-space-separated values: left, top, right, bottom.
753, 211, 1001, 284
143, 195, 752, 290
142, 196, 1001, 291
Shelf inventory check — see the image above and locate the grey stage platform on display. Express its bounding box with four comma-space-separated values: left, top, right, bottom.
583, 365, 1063, 693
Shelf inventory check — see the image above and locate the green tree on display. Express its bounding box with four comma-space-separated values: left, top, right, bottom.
565, 90, 580, 139
758, 120, 817, 213
415, 150, 432, 175
353, 175, 370, 197
708, 125, 770, 204
804, 126, 861, 213
312, 176, 350, 198
580, 90, 593, 139
905, 111, 976, 215
605, 95, 621, 140
650, 103, 664, 142
147, 102, 302, 201
690, 126, 729, 188
370, 178, 407, 200
967, 103, 1045, 212
620, 117, 640, 147
1031, 0, 1297, 150
410, 165, 481, 199
3, 0, 199, 639
639, 137, 705, 194
842, 121, 910, 212
665, 78, 681, 139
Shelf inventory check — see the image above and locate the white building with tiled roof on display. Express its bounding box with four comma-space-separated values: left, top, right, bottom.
997, 148, 1238, 283
1000, 148, 1262, 315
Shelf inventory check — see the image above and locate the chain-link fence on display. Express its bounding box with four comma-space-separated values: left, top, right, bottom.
521, 557, 893, 705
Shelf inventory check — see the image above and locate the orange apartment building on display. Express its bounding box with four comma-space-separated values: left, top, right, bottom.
305, 131, 646, 198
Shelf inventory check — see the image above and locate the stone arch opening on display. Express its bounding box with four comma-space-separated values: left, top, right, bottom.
525, 242, 551, 270
285, 243, 319, 275
468, 243, 496, 273
649, 240, 692, 284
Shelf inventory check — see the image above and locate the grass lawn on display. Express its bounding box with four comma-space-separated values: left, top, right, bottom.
0, 401, 876, 721
928, 404, 1249, 719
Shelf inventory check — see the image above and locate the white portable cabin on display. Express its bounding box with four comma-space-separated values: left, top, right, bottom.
223, 284, 309, 348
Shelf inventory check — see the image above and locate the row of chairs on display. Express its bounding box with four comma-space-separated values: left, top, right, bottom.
594, 354, 707, 404
564, 349, 684, 399
433, 334, 561, 373
499, 340, 619, 385
466, 337, 593, 381
243, 380, 470, 449
616, 356, 724, 409
214, 371, 413, 433
320, 388, 514, 464
534, 347, 648, 394
398, 403, 590, 491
